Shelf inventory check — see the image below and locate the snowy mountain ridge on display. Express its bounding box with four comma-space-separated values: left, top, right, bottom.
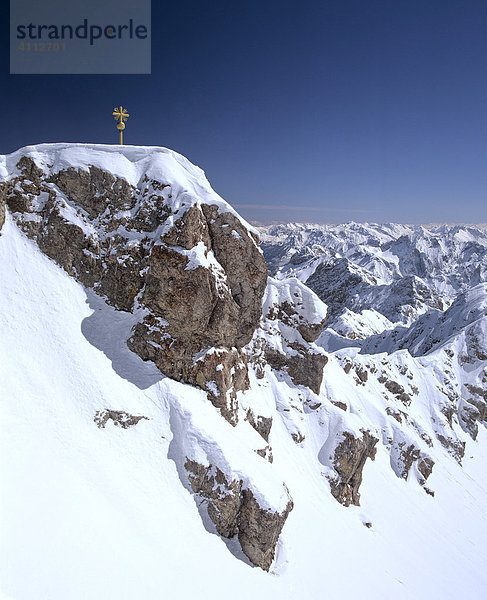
1, 146, 487, 600
260, 221, 487, 327
261, 220, 487, 458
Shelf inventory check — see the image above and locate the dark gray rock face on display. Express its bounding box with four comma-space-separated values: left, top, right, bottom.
380, 378, 412, 406
185, 459, 293, 571
185, 460, 243, 538
305, 259, 445, 325
3, 157, 154, 311
4, 155, 268, 424
461, 384, 487, 439
417, 456, 434, 484
264, 345, 328, 395
437, 433, 466, 463
201, 205, 268, 348
329, 431, 378, 506
238, 488, 293, 571
246, 409, 273, 442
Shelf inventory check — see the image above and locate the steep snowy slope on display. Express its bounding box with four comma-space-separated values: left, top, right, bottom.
1, 146, 487, 600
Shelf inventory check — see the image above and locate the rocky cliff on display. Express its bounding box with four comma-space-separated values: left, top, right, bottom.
0, 144, 284, 570
1, 146, 268, 426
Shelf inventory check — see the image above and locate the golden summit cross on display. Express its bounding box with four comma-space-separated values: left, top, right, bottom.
112, 106, 130, 145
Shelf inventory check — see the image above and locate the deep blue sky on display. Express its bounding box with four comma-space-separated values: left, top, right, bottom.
2, 1, 487, 224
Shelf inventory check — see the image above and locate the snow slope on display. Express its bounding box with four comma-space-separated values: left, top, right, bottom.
2, 200, 487, 598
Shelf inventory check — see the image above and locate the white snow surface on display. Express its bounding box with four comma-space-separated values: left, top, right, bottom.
2, 209, 487, 598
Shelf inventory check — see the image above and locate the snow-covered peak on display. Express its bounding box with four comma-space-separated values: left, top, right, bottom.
260, 221, 487, 330
361, 282, 487, 357
0, 142, 258, 236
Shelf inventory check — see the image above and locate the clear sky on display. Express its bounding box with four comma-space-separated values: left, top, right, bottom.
1, 0, 487, 224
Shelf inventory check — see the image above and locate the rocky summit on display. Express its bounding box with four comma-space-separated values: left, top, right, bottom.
1, 144, 487, 599
1, 145, 267, 425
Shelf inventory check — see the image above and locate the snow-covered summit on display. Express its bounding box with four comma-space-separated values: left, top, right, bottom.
0, 142, 258, 236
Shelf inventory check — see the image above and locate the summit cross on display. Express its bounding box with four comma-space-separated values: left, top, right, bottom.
112, 106, 130, 145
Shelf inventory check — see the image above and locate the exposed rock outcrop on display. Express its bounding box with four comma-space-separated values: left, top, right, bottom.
256, 445, 274, 463
461, 384, 487, 439
328, 431, 378, 506
185, 459, 293, 570
250, 277, 328, 394
4, 157, 155, 310
264, 346, 328, 395
3, 148, 268, 424
238, 488, 292, 571
380, 377, 412, 406
94, 409, 149, 429
3, 144, 297, 572
201, 205, 268, 347
417, 456, 435, 484
437, 433, 466, 463
246, 409, 273, 442
390, 439, 434, 483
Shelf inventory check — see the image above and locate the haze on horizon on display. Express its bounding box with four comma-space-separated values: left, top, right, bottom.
1, 0, 486, 224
